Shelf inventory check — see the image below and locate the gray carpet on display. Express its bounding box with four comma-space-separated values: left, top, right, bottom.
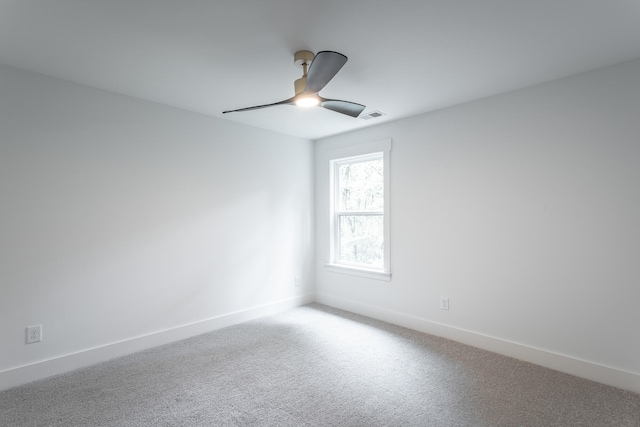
1, 304, 639, 426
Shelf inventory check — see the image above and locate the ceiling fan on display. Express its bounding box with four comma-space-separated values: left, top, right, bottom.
223, 50, 365, 118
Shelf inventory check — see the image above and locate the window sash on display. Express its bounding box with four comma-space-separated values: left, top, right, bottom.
335, 213, 384, 269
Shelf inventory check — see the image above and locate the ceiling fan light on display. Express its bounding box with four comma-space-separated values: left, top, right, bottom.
295, 96, 320, 108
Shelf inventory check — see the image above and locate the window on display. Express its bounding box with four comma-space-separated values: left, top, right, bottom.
326, 139, 391, 280
334, 154, 384, 267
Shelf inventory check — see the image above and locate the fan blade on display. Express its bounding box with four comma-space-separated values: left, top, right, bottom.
319, 98, 366, 117
223, 97, 295, 114
304, 51, 348, 94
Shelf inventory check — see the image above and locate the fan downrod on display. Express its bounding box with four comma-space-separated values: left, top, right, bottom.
294, 50, 315, 95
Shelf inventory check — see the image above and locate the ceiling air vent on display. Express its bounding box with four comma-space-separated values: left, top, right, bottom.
360, 110, 386, 120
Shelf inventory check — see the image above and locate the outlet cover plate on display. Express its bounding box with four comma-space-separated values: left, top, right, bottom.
26, 324, 42, 344
440, 297, 449, 311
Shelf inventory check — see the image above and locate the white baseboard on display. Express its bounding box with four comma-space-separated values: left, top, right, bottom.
0, 294, 314, 392
315, 293, 640, 394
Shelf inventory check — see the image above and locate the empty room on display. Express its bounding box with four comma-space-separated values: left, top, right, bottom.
1, 1, 639, 426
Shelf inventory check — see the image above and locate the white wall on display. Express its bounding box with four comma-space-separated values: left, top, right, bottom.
315, 59, 640, 392
0, 64, 314, 389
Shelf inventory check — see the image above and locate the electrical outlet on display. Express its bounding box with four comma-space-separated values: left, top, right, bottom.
294, 276, 301, 287
440, 297, 449, 311
26, 324, 42, 344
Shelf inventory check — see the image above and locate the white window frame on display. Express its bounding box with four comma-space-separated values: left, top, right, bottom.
325, 139, 391, 281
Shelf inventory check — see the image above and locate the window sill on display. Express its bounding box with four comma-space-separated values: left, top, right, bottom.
324, 264, 391, 281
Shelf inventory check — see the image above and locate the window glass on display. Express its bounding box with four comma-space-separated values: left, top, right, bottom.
338, 159, 384, 212
338, 214, 383, 267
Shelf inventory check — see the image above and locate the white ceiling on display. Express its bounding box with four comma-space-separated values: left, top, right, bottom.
1, 1, 640, 140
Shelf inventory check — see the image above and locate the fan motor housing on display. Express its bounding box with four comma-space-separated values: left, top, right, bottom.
294, 77, 307, 95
